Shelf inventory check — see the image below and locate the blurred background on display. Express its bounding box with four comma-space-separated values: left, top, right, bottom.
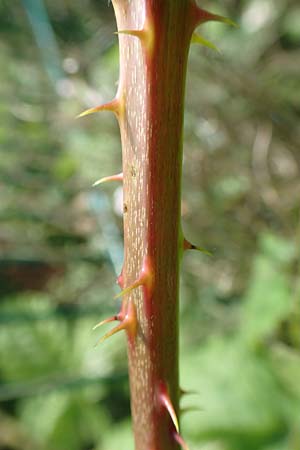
0, 0, 300, 449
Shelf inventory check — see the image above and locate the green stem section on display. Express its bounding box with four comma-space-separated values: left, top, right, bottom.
112, 1, 194, 449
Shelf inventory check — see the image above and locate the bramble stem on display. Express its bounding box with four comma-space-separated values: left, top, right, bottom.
111, 1, 196, 449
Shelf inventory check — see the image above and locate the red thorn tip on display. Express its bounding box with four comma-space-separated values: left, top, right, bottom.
114, 255, 154, 299
183, 238, 212, 256
173, 432, 190, 450
193, 5, 237, 28
158, 383, 179, 433
92, 172, 123, 187
76, 99, 119, 119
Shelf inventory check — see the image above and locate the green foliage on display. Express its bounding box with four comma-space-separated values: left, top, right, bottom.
180, 233, 298, 450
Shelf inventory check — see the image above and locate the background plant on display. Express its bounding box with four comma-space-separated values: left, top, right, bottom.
0, 1, 300, 449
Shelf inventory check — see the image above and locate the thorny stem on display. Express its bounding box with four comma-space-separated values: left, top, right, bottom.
112, 2, 194, 449
82, 1, 234, 449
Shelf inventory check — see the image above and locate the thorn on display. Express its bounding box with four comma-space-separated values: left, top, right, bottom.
76, 99, 119, 119
183, 238, 212, 256
191, 33, 220, 53
162, 394, 179, 433
92, 172, 123, 187
115, 17, 154, 53
92, 315, 119, 331
93, 300, 137, 346
114, 255, 154, 299
94, 321, 126, 347
115, 29, 145, 40
158, 382, 179, 433
114, 277, 144, 300
173, 431, 190, 450
180, 405, 202, 415
180, 387, 199, 398
192, 4, 238, 29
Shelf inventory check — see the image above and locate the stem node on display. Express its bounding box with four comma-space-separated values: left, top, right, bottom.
114, 255, 154, 300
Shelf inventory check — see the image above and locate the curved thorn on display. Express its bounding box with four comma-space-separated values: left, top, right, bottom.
191, 33, 220, 53
92, 315, 119, 331
158, 384, 179, 433
202, 12, 238, 27
114, 278, 143, 300
162, 394, 179, 433
173, 431, 190, 450
94, 300, 137, 347
76, 99, 119, 119
192, 5, 238, 29
183, 238, 212, 256
94, 322, 125, 347
92, 172, 123, 187
212, 14, 238, 28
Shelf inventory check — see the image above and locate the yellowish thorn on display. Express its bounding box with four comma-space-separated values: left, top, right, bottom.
92, 316, 118, 331
161, 392, 179, 433
76, 99, 119, 119
94, 322, 125, 347
212, 14, 238, 28
115, 29, 145, 40
114, 278, 143, 300
191, 33, 220, 53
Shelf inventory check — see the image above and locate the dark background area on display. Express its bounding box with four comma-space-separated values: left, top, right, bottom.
0, 0, 300, 449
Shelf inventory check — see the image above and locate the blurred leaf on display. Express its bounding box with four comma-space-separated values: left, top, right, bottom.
281, 7, 300, 46
239, 234, 293, 344
182, 338, 286, 443
98, 419, 133, 450
270, 344, 300, 403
